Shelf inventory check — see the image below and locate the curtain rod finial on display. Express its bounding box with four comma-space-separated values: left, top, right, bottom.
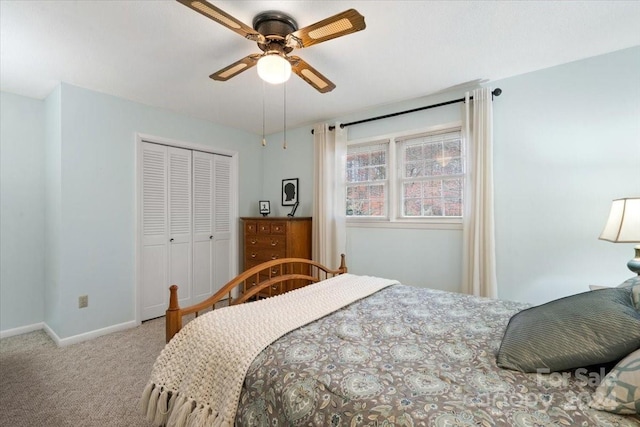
492, 88, 502, 97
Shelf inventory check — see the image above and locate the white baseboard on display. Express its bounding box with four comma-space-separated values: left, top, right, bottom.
42, 323, 60, 344
2, 320, 140, 347
45, 320, 140, 347
0, 322, 45, 339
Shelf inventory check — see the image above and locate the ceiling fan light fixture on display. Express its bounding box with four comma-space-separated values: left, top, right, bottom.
257, 54, 292, 85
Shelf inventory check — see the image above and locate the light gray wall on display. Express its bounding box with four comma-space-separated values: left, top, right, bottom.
492, 47, 640, 304
262, 46, 640, 304
0, 92, 46, 330
260, 126, 316, 218
50, 83, 263, 338
44, 86, 63, 333
1, 83, 263, 338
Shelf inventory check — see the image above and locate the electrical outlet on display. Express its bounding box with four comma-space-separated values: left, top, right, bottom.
78, 295, 88, 309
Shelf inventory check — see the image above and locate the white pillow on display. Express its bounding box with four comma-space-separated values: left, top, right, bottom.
590, 349, 640, 414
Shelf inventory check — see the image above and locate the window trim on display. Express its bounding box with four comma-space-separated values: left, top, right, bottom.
346, 122, 464, 229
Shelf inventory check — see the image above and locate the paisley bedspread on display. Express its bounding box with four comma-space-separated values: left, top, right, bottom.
235, 284, 640, 426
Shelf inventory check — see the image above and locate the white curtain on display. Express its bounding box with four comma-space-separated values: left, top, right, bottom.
312, 123, 347, 268
462, 88, 498, 298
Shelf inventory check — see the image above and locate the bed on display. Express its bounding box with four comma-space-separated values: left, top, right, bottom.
143, 257, 640, 427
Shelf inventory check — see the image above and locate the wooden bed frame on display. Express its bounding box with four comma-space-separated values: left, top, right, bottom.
165, 255, 347, 342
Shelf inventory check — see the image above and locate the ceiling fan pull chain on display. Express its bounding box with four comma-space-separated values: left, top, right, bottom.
262, 80, 267, 147
283, 81, 287, 149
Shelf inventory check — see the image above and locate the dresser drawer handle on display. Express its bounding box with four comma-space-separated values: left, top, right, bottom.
270, 240, 278, 246
271, 255, 279, 260
250, 239, 257, 245
271, 269, 279, 275
251, 253, 257, 258
274, 226, 281, 231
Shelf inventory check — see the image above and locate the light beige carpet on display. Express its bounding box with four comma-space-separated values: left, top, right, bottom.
0, 317, 168, 426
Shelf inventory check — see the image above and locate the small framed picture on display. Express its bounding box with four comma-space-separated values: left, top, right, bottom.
259, 200, 270, 216
281, 178, 299, 206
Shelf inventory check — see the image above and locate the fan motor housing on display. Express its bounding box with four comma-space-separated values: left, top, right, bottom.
253, 11, 298, 52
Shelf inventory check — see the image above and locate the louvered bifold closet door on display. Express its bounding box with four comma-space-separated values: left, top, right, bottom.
168, 147, 193, 308
212, 155, 233, 294
141, 143, 169, 320
140, 142, 234, 321
192, 151, 215, 301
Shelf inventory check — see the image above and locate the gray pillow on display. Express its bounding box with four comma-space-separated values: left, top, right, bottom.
588, 279, 640, 310
496, 287, 640, 373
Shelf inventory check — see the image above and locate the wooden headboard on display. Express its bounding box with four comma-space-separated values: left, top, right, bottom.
165, 255, 347, 342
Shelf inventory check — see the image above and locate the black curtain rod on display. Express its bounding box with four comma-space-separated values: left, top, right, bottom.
311, 88, 502, 134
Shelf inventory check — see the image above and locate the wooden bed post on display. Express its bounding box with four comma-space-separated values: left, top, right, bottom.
339, 253, 347, 273
166, 285, 182, 343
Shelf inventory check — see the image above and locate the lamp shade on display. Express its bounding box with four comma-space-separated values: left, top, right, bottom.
257, 54, 291, 85
599, 197, 640, 243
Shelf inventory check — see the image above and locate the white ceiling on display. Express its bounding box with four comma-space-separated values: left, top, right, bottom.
2, 1, 639, 135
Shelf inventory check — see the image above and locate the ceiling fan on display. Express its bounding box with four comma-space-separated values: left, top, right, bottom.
176, 0, 366, 93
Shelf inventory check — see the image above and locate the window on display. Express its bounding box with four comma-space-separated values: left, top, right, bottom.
398, 129, 464, 217
345, 141, 388, 217
346, 125, 464, 226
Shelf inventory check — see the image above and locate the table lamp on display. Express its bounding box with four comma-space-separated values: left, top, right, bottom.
599, 197, 640, 275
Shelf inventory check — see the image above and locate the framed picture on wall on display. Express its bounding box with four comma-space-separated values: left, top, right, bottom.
282, 178, 299, 206
259, 200, 270, 216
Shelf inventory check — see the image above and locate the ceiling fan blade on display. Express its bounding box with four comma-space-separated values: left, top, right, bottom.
289, 56, 336, 93
285, 9, 365, 49
210, 54, 261, 81
177, 0, 265, 43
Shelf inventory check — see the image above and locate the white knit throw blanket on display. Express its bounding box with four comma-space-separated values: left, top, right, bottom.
141, 273, 397, 427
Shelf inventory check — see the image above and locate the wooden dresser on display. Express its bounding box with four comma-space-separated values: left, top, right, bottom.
241, 217, 312, 295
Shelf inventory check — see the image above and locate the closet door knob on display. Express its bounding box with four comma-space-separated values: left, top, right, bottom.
170, 238, 174, 242
210, 235, 213, 239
